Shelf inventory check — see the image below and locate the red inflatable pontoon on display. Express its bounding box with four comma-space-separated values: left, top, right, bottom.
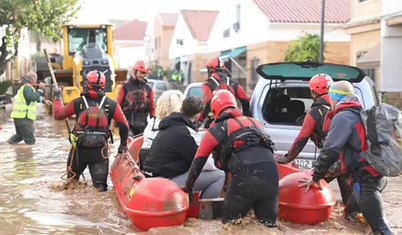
278, 171, 335, 225
126, 136, 144, 163
110, 152, 189, 231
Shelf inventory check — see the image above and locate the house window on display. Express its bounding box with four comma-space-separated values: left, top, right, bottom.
359, 0, 370, 2
154, 37, 158, 49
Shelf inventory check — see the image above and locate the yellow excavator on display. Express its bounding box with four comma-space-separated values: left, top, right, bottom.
42, 23, 128, 103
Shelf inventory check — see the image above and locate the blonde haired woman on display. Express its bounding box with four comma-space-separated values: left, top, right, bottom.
139, 90, 184, 167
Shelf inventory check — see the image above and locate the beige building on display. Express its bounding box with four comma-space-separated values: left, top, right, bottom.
344, 0, 381, 86
152, 13, 178, 70
344, 0, 402, 108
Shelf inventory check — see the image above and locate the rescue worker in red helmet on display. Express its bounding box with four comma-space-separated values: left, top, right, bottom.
53, 70, 129, 191
299, 81, 392, 235
200, 57, 251, 128
276, 73, 352, 205
117, 60, 155, 135
183, 90, 278, 227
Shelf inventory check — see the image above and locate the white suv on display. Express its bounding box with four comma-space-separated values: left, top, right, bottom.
250, 61, 379, 168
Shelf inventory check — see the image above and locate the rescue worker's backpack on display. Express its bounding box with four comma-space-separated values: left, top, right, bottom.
73, 96, 109, 148
359, 103, 402, 176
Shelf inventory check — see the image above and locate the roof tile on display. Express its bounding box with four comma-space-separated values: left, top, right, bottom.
157, 13, 179, 26
181, 10, 219, 41
114, 19, 147, 41
253, 0, 350, 24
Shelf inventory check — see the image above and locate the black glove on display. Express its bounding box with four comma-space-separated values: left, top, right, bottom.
181, 185, 193, 201
54, 87, 61, 100
118, 145, 128, 154
275, 153, 290, 164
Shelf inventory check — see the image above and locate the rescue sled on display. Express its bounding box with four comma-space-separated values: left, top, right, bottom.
110, 152, 189, 231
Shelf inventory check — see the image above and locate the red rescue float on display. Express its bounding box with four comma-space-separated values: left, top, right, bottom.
126, 136, 144, 162
276, 162, 302, 179
110, 151, 189, 231
278, 171, 335, 225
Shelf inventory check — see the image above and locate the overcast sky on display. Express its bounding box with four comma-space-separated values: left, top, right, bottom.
76, 0, 229, 22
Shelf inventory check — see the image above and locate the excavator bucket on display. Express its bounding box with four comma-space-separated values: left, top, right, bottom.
115, 68, 128, 85
53, 69, 79, 104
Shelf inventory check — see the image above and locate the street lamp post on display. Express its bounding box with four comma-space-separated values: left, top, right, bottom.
319, 0, 325, 63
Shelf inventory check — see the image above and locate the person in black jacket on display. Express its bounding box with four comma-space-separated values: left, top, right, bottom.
142, 96, 224, 198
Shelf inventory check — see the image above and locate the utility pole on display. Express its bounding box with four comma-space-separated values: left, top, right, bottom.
319, 0, 325, 63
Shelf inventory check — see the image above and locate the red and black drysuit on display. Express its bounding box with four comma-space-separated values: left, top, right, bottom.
285, 94, 352, 205
311, 95, 391, 235
116, 77, 155, 136
53, 90, 129, 191
185, 108, 278, 226
200, 72, 250, 126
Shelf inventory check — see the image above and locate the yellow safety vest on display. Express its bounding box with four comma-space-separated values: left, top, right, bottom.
10, 85, 37, 120
171, 71, 182, 81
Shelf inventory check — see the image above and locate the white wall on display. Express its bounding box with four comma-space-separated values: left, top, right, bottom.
382, 0, 402, 16
380, 0, 402, 92
208, 0, 270, 52
169, 13, 201, 59
380, 22, 402, 92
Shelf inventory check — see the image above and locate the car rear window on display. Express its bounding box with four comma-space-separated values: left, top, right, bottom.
257, 62, 366, 82
187, 87, 203, 98
263, 87, 311, 125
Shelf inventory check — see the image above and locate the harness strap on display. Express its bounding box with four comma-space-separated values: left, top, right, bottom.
209, 75, 230, 90
82, 96, 89, 109
81, 95, 107, 130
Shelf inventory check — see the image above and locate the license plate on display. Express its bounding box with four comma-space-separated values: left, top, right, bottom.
294, 159, 314, 169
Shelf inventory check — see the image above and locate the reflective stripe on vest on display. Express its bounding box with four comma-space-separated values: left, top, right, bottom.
10, 85, 37, 120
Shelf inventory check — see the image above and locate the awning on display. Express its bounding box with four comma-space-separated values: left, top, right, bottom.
220, 46, 247, 61
230, 46, 246, 58
219, 50, 231, 61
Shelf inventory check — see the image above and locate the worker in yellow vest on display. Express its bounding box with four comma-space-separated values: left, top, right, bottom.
8, 71, 52, 145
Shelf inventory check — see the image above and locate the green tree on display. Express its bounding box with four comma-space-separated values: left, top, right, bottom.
0, 0, 80, 76
284, 33, 323, 62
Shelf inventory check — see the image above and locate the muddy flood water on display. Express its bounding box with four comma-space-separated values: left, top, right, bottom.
0, 115, 401, 235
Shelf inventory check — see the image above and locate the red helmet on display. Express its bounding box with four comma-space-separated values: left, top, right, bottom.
86, 70, 106, 90
206, 57, 225, 72
133, 60, 150, 74
211, 90, 237, 118
309, 73, 333, 95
